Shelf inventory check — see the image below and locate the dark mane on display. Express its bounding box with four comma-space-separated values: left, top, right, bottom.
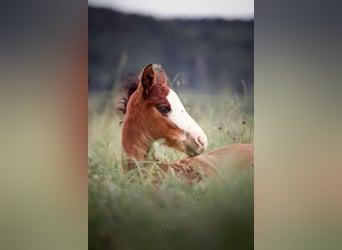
116, 74, 139, 114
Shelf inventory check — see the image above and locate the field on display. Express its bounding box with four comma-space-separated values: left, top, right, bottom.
88, 90, 254, 250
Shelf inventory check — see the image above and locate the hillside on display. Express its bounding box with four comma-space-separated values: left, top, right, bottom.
89, 6, 254, 93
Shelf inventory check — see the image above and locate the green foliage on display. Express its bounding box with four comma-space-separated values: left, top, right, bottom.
88, 91, 254, 250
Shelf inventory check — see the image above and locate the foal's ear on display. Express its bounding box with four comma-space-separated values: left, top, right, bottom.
141, 64, 155, 94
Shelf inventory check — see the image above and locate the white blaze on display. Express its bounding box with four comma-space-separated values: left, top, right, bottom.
166, 89, 208, 151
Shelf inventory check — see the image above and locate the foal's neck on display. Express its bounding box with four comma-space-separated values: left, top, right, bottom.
121, 115, 156, 170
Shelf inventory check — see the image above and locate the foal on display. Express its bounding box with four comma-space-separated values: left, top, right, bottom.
117, 64, 253, 181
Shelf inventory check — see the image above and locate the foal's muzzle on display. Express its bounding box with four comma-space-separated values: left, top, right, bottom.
183, 133, 208, 157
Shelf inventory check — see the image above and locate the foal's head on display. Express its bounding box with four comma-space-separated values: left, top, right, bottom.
119, 64, 208, 160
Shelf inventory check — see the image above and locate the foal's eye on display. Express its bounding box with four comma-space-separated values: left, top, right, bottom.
157, 106, 171, 115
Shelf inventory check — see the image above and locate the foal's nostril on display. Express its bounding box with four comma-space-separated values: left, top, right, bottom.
197, 136, 204, 146
194, 136, 207, 154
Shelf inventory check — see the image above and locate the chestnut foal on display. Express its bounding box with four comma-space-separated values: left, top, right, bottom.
117, 64, 253, 181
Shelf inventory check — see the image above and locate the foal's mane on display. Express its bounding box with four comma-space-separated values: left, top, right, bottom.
116, 74, 139, 115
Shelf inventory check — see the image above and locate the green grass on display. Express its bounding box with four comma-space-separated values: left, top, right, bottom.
88, 91, 254, 250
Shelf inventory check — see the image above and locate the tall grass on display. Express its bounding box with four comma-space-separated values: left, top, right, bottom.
88, 90, 254, 250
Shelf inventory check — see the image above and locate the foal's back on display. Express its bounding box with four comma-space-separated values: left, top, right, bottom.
173, 144, 254, 178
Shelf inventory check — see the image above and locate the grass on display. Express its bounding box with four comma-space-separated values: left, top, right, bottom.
88, 90, 254, 250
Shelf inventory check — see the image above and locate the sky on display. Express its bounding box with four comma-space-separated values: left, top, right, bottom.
88, 0, 254, 20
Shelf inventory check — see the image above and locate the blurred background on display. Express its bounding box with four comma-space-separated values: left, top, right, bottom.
88, 0, 254, 95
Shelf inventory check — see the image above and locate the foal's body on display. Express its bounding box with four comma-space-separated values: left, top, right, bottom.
117, 64, 253, 181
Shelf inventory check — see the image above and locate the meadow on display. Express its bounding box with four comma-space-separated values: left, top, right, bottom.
88, 90, 254, 250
